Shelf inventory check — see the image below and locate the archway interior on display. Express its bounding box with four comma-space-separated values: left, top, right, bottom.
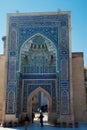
32, 91, 48, 122
20, 33, 57, 74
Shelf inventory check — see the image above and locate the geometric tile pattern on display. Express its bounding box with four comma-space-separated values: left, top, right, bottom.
6, 13, 71, 117
22, 79, 56, 112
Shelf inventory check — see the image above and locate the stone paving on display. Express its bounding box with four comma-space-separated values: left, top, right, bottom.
0, 123, 87, 130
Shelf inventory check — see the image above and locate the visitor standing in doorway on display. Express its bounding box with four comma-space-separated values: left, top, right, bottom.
32, 112, 35, 123
39, 112, 44, 127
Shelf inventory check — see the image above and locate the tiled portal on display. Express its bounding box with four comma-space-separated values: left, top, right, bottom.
5, 12, 73, 123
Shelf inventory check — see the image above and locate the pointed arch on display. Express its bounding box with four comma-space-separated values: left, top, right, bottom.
20, 33, 57, 53
19, 33, 57, 71
27, 87, 52, 122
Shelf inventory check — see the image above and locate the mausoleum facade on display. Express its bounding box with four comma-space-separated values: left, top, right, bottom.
0, 12, 87, 124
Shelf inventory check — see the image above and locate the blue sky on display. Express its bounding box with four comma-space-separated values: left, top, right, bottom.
0, 0, 87, 65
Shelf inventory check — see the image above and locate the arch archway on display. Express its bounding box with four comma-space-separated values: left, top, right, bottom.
27, 87, 52, 122
19, 33, 57, 123
20, 33, 57, 72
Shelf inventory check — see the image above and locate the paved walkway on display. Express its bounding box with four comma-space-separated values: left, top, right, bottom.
0, 123, 87, 130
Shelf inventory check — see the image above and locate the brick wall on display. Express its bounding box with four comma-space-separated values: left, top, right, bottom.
72, 52, 87, 122
0, 55, 6, 122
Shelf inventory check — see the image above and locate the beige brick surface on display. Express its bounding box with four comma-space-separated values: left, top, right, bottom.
72, 53, 87, 122
0, 55, 6, 122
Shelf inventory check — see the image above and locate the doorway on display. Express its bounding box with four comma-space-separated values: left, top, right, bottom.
27, 87, 52, 123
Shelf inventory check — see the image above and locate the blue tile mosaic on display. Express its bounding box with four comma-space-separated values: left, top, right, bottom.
6, 13, 71, 117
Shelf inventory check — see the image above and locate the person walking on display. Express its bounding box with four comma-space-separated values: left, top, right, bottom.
32, 112, 35, 123
39, 112, 44, 127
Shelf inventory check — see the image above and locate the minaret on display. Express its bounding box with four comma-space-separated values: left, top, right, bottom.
2, 36, 6, 55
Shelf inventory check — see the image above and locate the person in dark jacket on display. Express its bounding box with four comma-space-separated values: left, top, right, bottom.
32, 112, 35, 123
39, 112, 44, 127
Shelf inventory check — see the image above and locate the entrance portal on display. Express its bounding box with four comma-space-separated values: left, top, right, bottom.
28, 87, 52, 123
4, 12, 74, 124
